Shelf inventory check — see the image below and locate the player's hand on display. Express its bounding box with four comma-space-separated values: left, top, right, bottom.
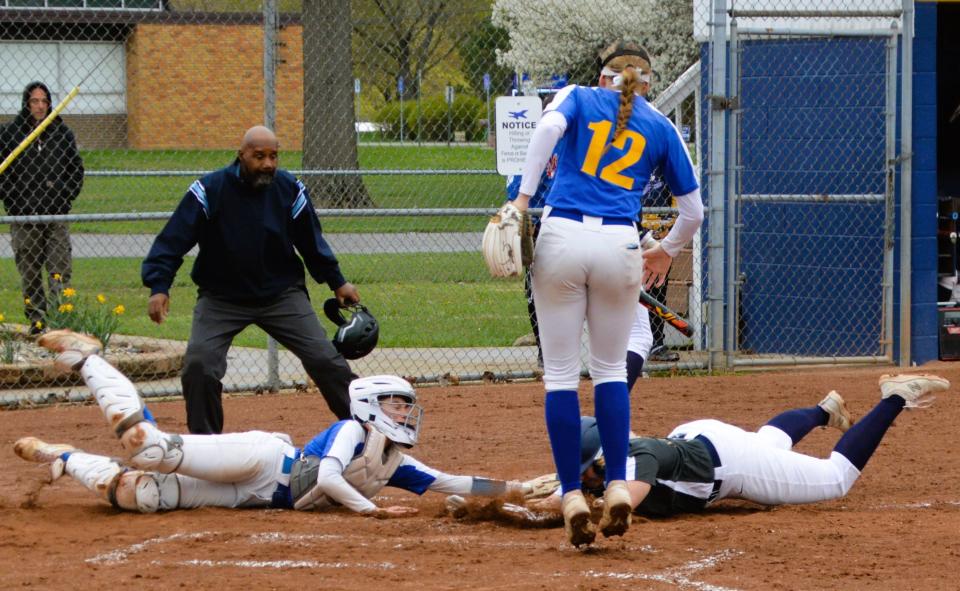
334, 282, 360, 307
148, 293, 170, 325
641, 244, 672, 290
370, 505, 418, 519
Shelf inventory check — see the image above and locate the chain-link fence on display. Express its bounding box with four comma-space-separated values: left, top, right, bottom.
699, 1, 905, 368
0, 0, 911, 404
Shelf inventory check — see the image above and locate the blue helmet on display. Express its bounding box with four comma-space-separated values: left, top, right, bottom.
579, 416, 602, 474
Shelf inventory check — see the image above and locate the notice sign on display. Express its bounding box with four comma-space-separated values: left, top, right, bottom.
495, 96, 542, 176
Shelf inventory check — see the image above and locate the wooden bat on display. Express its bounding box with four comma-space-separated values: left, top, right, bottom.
638, 289, 694, 337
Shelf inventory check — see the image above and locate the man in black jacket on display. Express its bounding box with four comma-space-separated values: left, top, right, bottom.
0, 81, 84, 330
142, 126, 359, 434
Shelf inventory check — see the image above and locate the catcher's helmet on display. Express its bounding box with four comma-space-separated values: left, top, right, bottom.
323, 298, 379, 360
349, 375, 423, 447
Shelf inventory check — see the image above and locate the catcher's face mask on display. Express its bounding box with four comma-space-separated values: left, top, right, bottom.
349, 375, 423, 447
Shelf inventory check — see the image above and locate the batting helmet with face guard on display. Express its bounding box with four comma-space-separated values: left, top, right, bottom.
323, 298, 379, 360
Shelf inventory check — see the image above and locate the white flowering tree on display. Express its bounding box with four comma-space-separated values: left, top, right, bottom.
491, 0, 697, 94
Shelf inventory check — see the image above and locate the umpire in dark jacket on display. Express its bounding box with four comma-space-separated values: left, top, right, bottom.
0, 81, 84, 329
142, 126, 358, 434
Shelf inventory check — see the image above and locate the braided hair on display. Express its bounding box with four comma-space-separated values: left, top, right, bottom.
612, 68, 641, 142
597, 41, 652, 150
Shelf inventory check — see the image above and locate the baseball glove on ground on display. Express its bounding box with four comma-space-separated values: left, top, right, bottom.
482, 203, 523, 277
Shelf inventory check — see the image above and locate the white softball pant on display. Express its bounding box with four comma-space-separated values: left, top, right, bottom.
170, 430, 296, 508
532, 214, 643, 390
628, 303, 653, 360
670, 419, 861, 506
77, 353, 296, 509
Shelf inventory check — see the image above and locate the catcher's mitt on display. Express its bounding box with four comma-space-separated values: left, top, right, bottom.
482, 203, 523, 277
522, 472, 560, 500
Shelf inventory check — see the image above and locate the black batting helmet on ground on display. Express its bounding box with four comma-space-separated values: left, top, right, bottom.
323, 298, 379, 360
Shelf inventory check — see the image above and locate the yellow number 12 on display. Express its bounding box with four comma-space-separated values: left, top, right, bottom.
580, 120, 647, 190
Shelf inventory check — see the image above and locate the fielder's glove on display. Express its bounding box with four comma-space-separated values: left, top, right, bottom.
521, 472, 560, 500
482, 203, 523, 277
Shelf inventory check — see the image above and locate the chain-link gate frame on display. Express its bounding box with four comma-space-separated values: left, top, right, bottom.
703, 0, 908, 371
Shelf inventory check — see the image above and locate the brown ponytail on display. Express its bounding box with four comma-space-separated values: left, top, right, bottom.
613, 68, 639, 142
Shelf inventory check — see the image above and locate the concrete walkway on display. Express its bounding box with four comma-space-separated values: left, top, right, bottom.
0, 232, 484, 258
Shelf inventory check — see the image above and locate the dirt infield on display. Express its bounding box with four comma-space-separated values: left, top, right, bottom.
3, 363, 960, 590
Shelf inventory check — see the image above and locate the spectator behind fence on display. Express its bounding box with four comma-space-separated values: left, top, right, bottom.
141, 125, 360, 435
0, 81, 84, 333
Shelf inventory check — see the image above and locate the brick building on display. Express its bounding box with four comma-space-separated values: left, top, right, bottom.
0, 5, 305, 150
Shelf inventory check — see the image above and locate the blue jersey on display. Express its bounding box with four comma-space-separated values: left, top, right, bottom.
545, 85, 698, 220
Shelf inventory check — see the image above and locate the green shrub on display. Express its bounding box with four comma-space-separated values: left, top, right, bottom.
375, 94, 485, 142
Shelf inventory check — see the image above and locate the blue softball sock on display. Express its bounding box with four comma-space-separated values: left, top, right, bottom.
544, 389, 582, 495
764, 406, 827, 446
833, 396, 904, 471
626, 351, 645, 393
594, 380, 630, 483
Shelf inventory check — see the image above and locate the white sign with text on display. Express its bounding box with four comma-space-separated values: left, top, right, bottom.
495, 96, 542, 176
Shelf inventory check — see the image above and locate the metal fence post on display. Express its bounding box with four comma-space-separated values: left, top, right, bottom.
707, 0, 729, 369
264, 0, 280, 393
899, 0, 914, 366
884, 22, 899, 362
725, 16, 740, 364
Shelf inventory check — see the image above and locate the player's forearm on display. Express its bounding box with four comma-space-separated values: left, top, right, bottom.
658, 188, 704, 257
427, 474, 519, 496
313, 457, 377, 513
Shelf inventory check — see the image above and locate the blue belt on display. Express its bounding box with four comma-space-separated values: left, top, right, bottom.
549, 208, 636, 227
694, 434, 723, 503
270, 452, 297, 509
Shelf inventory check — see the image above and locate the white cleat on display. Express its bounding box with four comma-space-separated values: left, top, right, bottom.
818, 391, 853, 432
37, 329, 102, 372
598, 480, 632, 538
879, 374, 951, 409
561, 490, 596, 547
14, 437, 76, 480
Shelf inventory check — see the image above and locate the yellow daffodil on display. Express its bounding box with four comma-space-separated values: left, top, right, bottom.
59, 303, 74, 313
52, 273, 61, 281
0, 313, 4, 323
24, 298, 31, 306
96, 294, 107, 304
63, 288, 77, 298
113, 305, 125, 315
34, 321, 43, 329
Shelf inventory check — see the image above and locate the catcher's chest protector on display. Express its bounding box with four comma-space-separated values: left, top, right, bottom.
342, 426, 404, 498
290, 427, 403, 508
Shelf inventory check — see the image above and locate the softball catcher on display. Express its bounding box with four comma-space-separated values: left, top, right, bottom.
15, 330, 522, 517
486, 41, 703, 547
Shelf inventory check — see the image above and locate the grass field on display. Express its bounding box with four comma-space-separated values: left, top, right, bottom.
0, 252, 532, 348
70, 145, 505, 234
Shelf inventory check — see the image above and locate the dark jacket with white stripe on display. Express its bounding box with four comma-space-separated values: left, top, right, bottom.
142, 160, 346, 303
